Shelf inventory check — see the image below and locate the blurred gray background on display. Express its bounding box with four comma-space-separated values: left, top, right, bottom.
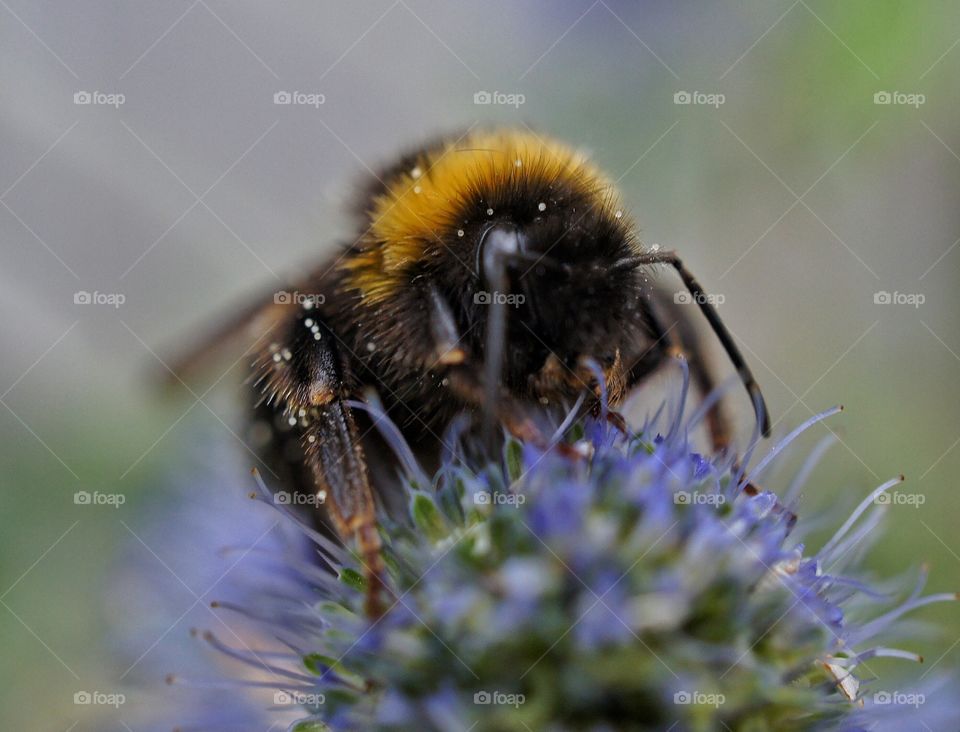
2, 1, 959, 729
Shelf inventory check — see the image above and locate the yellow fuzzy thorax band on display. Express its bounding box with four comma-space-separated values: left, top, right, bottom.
343, 129, 622, 304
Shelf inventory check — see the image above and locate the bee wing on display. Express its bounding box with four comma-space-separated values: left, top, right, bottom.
161, 292, 290, 386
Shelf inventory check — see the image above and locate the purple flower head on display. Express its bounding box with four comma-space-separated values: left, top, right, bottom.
164, 377, 958, 731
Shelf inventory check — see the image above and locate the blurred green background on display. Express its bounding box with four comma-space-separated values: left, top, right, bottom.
1, 1, 958, 729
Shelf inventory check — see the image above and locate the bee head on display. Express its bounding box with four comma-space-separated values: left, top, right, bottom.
466, 205, 647, 399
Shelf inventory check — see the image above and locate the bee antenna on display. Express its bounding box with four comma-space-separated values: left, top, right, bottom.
638, 250, 771, 438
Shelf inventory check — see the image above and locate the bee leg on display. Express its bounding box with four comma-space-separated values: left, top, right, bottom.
302, 399, 390, 617
444, 364, 590, 461
602, 409, 629, 436
423, 287, 536, 441
253, 314, 388, 618
737, 475, 797, 531
532, 351, 631, 436
427, 285, 467, 365
426, 288, 577, 458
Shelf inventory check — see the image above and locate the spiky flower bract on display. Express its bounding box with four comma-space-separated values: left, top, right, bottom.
175, 379, 958, 732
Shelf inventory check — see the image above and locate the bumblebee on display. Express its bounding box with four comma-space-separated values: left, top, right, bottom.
170, 129, 770, 616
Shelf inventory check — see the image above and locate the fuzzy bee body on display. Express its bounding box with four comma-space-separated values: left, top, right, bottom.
172, 129, 770, 616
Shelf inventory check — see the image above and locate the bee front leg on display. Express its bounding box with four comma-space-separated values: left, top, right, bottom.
424, 286, 551, 450
444, 366, 548, 444
254, 313, 389, 618
427, 285, 467, 365
302, 399, 389, 618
